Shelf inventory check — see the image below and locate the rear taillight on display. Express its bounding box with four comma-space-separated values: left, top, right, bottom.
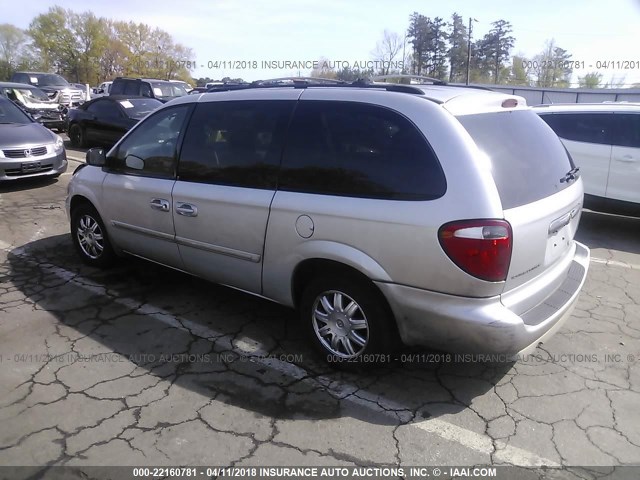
438, 219, 512, 282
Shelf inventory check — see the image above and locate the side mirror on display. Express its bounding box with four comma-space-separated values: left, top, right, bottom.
86, 147, 106, 167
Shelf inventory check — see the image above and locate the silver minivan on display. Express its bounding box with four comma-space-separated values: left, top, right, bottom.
66, 79, 590, 363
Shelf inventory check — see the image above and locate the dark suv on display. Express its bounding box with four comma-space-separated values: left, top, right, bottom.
110, 77, 188, 103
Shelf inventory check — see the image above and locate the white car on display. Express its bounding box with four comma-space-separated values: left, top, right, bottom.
535, 103, 640, 214
92, 81, 113, 97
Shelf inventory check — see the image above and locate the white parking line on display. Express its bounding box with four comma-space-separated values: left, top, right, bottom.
0, 242, 558, 466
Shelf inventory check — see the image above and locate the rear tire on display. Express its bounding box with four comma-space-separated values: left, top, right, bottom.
300, 274, 397, 367
70, 204, 116, 268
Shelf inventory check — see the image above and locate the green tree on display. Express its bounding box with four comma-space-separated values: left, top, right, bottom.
507, 55, 531, 85
408, 12, 429, 76
427, 17, 449, 79
578, 72, 602, 88
0, 24, 29, 80
28, 6, 79, 74
335, 66, 374, 82
447, 13, 468, 82
469, 37, 493, 83
481, 20, 515, 83
71, 12, 108, 83
408, 13, 448, 79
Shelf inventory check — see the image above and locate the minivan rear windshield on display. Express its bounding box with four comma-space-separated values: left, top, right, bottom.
457, 110, 575, 210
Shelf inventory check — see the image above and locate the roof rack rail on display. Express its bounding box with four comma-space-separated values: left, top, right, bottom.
372, 74, 447, 85
205, 77, 427, 95
252, 76, 348, 85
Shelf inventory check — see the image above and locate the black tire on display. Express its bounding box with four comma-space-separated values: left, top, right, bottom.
68, 124, 86, 148
299, 274, 398, 367
70, 203, 116, 268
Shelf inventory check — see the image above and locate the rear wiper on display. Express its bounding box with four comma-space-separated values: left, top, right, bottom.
560, 167, 580, 183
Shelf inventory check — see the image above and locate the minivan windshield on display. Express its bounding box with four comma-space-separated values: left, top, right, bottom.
457, 110, 576, 210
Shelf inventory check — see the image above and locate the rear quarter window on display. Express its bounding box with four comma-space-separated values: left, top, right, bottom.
458, 110, 576, 210
279, 101, 446, 200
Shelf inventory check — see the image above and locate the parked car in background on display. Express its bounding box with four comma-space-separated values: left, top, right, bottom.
0, 96, 67, 181
92, 81, 113, 97
109, 77, 188, 103
169, 79, 193, 92
10, 72, 85, 107
0, 82, 67, 132
66, 78, 589, 363
67, 95, 162, 148
535, 103, 640, 215
188, 87, 208, 94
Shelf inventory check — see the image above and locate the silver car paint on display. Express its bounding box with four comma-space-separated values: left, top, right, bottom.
67, 86, 590, 354
0, 122, 67, 181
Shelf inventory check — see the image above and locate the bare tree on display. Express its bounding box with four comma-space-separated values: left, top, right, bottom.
371, 30, 403, 75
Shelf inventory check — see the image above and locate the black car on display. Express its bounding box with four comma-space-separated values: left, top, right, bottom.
0, 82, 68, 131
109, 77, 189, 103
67, 96, 162, 148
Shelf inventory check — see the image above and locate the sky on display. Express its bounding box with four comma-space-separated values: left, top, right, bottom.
4, 0, 640, 86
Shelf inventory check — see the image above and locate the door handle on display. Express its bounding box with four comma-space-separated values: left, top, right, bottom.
175, 202, 198, 217
150, 198, 170, 212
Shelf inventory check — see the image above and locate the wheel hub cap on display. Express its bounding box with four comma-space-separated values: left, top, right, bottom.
311, 290, 369, 359
76, 215, 104, 260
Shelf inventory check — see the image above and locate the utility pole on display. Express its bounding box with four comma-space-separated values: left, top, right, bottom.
402, 32, 407, 74
466, 17, 477, 85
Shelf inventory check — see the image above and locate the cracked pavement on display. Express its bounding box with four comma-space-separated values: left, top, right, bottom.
1, 147, 639, 472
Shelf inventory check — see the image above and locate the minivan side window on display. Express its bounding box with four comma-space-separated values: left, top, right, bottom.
539, 113, 613, 145
612, 114, 640, 148
178, 100, 295, 188
279, 101, 446, 200
108, 105, 190, 178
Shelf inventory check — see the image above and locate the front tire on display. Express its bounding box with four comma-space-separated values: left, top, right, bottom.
70, 204, 116, 268
300, 275, 397, 366
68, 124, 87, 148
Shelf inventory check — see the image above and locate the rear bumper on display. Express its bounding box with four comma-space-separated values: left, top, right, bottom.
377, 241, 590, 354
